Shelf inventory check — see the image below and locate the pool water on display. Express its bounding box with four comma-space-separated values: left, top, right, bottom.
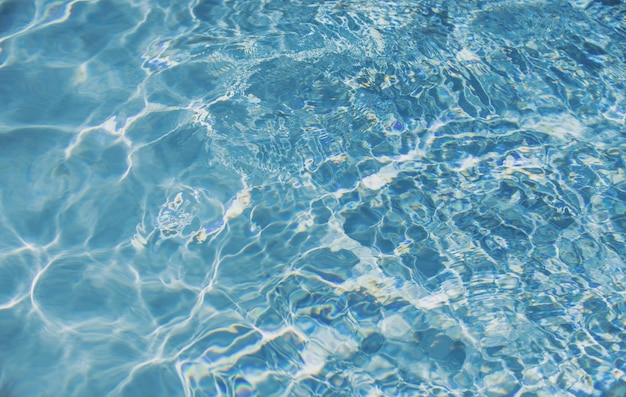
0, 0, 625, 396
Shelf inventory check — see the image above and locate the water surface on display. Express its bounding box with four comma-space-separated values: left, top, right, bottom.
0, 0, 625, 396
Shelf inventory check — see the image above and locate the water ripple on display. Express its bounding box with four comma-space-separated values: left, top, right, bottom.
0, 0, 625, 396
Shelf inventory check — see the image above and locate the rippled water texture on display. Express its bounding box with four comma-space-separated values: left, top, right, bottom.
1, 0, 625, 396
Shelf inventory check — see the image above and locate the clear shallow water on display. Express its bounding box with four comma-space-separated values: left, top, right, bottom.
0, 0, 625, 395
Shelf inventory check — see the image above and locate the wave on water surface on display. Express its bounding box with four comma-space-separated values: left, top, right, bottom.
0, 0, 625, 396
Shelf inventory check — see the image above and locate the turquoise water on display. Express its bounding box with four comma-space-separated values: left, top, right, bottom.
0, 0, 625, 395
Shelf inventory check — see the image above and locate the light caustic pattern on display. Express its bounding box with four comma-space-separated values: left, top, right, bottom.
0, 0, 625, 396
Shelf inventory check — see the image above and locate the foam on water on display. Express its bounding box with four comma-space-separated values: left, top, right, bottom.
1, 0, 626, 396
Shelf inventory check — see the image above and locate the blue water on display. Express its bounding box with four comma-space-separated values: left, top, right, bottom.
0, 0, 625, 396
